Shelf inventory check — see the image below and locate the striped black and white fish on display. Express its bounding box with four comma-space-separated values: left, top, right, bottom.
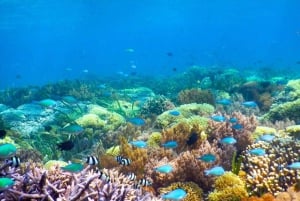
138, 178, 152, 187
96, 169, 110, 182
116, 156, 131, 166
86, 155, 98, 166
6, 156, 21, 168
127, 172, 136, 181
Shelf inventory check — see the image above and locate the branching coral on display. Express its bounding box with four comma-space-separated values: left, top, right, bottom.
207, 111, 257, 153
242, 139, 300, 196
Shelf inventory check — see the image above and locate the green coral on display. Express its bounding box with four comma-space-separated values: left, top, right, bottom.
147, 132, 162, 147
263, 98, 300, 122
76, 114, 105, 129
159, 182, 203, 201
252, 126, 277, 140
286, 79, 300, 100
285, 125, 300, 139
208, 172, 248, 201
155, 103, 213, 128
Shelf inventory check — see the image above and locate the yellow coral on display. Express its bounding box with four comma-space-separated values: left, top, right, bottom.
106, 145, 120, 156
147, 132, 162, 147
252, 126, 276, 140
76, 114, 105, 129
159, 182, 203, 201
44, 160, 68, 171
208, 172, 248, 201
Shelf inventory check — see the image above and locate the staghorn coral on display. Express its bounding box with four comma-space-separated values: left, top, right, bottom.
1, 161, 162, 201
208, 172, 248, 201
207, 111, 257, 153
159, 181, 203, 201
177, 88, 215, 105
242, 138, 300, 196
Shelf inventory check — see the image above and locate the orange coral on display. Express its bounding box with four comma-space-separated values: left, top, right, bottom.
242, 193, 275, 201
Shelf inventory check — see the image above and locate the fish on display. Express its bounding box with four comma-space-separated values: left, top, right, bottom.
116, 156, 131, 166
211, 115, 226, 122
62, 96, 78, 104
204, 166, 225, 176
36, 99, 57, 107
229, 117, 238, 123
6, 156, 21, 168
125, 48, 135, 53
0, 177, 14, 191
127, 172, 136, 181
162, 141, 178, 149
220, 136, 237, 145
62, 124, 84, 135
216, 99, 232, 105
242, 101, 258, 108
61, 163, 84, 173
0, 143, 17, 159
138, 178, 152, 186
232, 123, 243, 130
169, 110, 180, 116
287, 162, 300, 169
86, 156, 98, 166
97, 169, 110, 182
57, 140, 74, 151
186, 132, 198, 146
129, 140, 147, 148
249, 148, 266, 156
44, 125, 52, 132
161, 188, 187, 200
155, 164, 173, 174
166, 52, 173, 57
198, 154, 216, 163
172, 67, 177, 72
127, 117, 146, 126
259, 134, 275, 142
0, 130, 7, 139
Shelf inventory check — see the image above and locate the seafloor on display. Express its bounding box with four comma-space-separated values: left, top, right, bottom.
0, 66, 300, 200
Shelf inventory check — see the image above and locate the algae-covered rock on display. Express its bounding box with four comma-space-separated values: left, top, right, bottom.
44, 160, 68, 170
76, 114, 105, 129
156, 103, 214, 128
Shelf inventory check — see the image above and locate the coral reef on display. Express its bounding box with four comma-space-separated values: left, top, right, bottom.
159, 181, 203, 201
177, 88, 215, 105
242, 139, 300, 196
242, 193, 275, 201
275, 185, 300, 201
140, 95, 175, 118
208, 172, 248, 201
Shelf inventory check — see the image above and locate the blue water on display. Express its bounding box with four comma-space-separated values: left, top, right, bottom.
0, 0, 300, 89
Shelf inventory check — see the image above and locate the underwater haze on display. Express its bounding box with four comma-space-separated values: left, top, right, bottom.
0, 0, 300, 89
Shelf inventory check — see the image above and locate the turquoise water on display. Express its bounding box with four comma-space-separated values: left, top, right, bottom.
0, 1, 300, 88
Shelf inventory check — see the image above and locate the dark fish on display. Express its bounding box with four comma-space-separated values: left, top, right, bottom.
116, 156, 131, 166
0, 130, 7, 139
86, 156, 98, 165
166, 52, 173, 57
44, 125, 52, 132
15, 74, 22, 79
296, 61, 300, 64
172, 67, 177, 72
6, 156, 21, 168
57, 140, 74, 151
186, 132, 198, 146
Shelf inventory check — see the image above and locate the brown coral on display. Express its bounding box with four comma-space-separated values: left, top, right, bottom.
177, 88, 215, 105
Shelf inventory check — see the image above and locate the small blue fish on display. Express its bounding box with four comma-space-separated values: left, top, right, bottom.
287, 162, 300, 169
169, 110, 180, 116
130, 140, 147, 148
232, 123, 243, 130
62, 124, 84, 135
36, 99, 57, 107
61, 163, 84, 173
216, 99, 232, 105
220, 136, 237, 145
161, 188, 187, 200
162, 141, 178, 149
62, 96, 78, 104
229, 117, 238, 123
249, 148, 266, 156
198, 154, 216, 163
204, 166, 225, 176
127, 117, 145, 126
155, 164, 173, 173
259, 134, 275, 142
211, 115, 226, 122
242, 101, 258, 108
